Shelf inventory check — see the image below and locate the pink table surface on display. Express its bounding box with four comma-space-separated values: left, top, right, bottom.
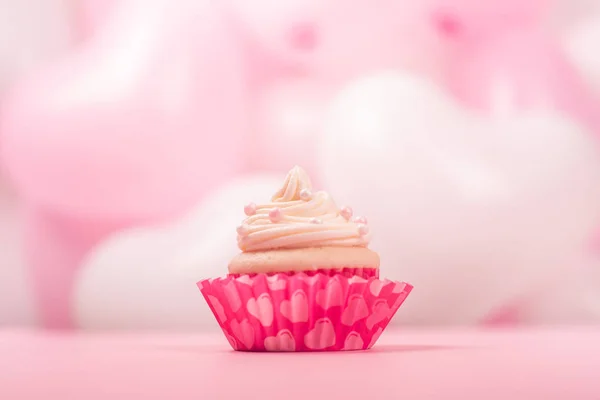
1, 327, 599, 400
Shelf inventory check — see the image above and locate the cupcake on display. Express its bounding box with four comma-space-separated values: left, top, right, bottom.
198, 166, 412, 352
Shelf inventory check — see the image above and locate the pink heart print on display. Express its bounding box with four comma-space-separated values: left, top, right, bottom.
223, 281, 242, 312
343, 332, 365, 350
316, 280, 344, 309
369, 280, 386, 296
348, 275, 367, 284
304, 318, 336, 350
207, 295, 227, 323
302, 274, 321, 287
392, 282, 406, 293
246, 294, 274, 327
264, 330, 296, 351
366, 299, 391, 330
235, 275, 254, 286
199, 275, 412, 352
341, 294, 369, 326
280, 289, 309, 323
229, 319, 255, 350
266, 274, 287, 291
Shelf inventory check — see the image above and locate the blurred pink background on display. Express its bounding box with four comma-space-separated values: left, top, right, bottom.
4, 1, 600, 398
2, 0, 600, 331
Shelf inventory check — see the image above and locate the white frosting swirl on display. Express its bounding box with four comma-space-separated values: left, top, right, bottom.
237, 166, 371, 252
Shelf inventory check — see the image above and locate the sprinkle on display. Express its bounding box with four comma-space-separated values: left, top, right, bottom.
269, 208, 283, 223
244, 203, 257, 216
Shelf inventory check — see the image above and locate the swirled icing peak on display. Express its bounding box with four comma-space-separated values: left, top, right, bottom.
237, 166, 371, 252
271, 165, 313, 202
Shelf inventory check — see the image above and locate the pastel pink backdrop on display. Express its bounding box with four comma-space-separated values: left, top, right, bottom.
2, 0, 600, 329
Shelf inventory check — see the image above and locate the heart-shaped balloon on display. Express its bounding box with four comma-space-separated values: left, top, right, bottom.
222, 0, 445, 82
1, 0, 248, 221
443, 28, 600, 133
248, 78, 330, 181
318, 71, 600, 325
74, 174, 281, 330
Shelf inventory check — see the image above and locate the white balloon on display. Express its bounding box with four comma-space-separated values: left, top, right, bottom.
248, 78, 331, 180
318, 71, 600, 325
564, 14, 600, 92
74, 174, 282, 330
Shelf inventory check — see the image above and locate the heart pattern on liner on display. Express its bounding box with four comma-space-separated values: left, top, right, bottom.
264, 329, 296, 351
280, 289, 309, 323
199, 273, 412, 352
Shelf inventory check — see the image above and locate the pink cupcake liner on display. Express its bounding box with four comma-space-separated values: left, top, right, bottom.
198, 272, 412, 352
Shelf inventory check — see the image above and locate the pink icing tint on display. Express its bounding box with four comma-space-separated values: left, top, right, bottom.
269, 207, 283, 222
199, 273, 412, 352
340, 206, 353, 220
244, 203, 257, 216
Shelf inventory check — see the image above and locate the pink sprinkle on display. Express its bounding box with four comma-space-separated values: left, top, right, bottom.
244, 202, 257, 216
353, 216, 368, 225
340, 206, 353, 220
299, 188, 312, 201
310, 218, 323, 224
358, 224, 369, 236
269, 208, 283, 223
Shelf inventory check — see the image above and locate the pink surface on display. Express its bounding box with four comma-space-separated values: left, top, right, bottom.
1, 328, 599, 399
199, 273, 412, 351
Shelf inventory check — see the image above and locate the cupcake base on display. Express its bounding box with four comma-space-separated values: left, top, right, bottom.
198, 271, 412, 352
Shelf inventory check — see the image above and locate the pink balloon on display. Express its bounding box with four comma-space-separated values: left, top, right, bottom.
443, 29, 600, 132
74, 0, 119, 40
23, 206, 134, 329
1, 0, 248, 221
248, 78, 330, 182
428, 0, 549, 41
223, 0, 445, 83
